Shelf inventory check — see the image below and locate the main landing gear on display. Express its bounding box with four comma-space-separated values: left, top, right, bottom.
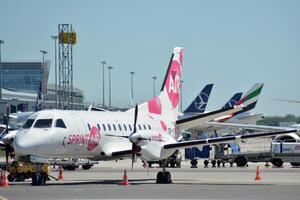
156, 160, 172, 184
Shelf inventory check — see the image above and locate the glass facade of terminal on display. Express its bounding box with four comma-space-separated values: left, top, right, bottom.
2, 61, 50, 92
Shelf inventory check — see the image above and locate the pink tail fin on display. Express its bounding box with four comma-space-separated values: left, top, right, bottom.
131, 47, 183, 122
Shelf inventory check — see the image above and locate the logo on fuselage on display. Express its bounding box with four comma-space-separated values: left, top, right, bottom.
87, 126, 100, 151
66, 126, 100, 151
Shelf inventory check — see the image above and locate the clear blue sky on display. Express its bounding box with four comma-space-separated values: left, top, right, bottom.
1, 0, 300, 116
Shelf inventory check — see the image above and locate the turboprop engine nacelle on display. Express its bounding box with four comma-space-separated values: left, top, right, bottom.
137, 130, 177, 161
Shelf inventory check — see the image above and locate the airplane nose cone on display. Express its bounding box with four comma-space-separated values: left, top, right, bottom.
14, 129, 45, 156
14, 129, 32, 156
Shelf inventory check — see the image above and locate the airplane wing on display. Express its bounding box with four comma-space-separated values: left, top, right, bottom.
176, 105, 244, 131
271, 98, 300, 104
205, 121, 297, 132
163, 130, 296, 151
101, 142, 132, 158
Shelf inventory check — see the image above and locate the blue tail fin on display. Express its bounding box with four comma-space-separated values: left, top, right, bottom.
183, 84, 213, 114
222, 92, 243, 110
35, 82, 43, 112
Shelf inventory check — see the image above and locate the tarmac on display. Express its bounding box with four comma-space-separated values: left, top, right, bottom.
0, 159, 300, 200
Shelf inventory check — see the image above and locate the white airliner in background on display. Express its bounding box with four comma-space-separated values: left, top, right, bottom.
13, 47, 295, 184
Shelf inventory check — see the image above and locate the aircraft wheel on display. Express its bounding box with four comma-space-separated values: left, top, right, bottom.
271, 159, 283, 168
235, 156, 247, 167
156, 171, 172, 184
156, 171, 163, 183
190, 159, 198, 168
217, 160, 221, 167
204, 160, 209, 168
164, 171, 172, 184
211, 160, 216, 167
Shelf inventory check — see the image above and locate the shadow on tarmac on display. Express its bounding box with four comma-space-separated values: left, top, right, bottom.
8, 178, 274, 187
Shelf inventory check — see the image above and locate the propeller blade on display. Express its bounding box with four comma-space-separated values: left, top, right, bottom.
130, 105, 139, 172
131, 143, 136, 172
133, 105, 138, 133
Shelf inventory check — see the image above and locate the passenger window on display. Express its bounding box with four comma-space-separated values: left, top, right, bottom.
143, 124, 146, 130
102, 124, 106, 131
34, 119, 53, 128
55, 119, 66, 128
128, 124, 132, 131
87, 123, 91, 130
113, 124, 116, 131
97, 124, 101, 131
23, 119, 35, 129
148, 125, 151, 130
138, 124, 142, 130
107, 124, 111, 131
118, 124, 122, 131
123, 124, 127, 131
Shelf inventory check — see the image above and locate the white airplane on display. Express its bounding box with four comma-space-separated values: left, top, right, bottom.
13, 47, 295, 184
206, 121, 300, 141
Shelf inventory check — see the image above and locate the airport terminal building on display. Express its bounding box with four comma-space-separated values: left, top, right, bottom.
1, 61, 50, 94
0, 61, 85, 115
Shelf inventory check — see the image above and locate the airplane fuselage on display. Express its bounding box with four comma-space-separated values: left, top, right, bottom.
14, 110, 178, 161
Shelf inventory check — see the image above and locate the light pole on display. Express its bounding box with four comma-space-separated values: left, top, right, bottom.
130, 71, 135, 101
107, 66, 113, 108
51, 35, 58, 109
100, 61, 106, 108
0, 40, 4, 101
180, 80, 183, 112
40, 50, 47, 101
152, 76, 157, 98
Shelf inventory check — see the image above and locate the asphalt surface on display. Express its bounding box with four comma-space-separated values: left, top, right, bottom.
0, 160, 300, 200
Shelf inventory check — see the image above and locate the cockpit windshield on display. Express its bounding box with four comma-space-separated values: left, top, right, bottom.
55, 119, 66, 128
22, 119, 35, 129
34, 119, 53, 128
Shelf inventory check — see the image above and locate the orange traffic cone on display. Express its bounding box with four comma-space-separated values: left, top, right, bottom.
254, 166, 262, 181
58, 166, 64, 181
0, 171, 9, 187
119, 170, 129, 185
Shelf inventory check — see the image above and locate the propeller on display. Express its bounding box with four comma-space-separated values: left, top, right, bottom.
105, 105, 150, 171
129, 105, 138, 171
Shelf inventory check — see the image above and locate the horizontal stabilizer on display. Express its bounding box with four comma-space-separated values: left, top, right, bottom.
176, 105, 243, 131
206, 121, 298, 132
